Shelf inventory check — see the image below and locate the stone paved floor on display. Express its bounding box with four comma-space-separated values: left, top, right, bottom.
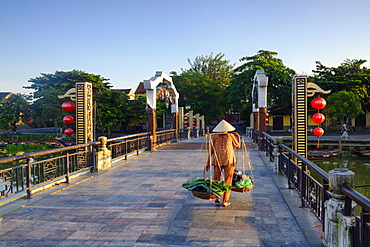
0, 137, 322, 246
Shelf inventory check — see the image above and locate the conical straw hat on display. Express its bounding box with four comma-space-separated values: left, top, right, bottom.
213, 120, 236, 133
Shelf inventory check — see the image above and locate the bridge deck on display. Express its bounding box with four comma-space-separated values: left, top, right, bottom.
0, 137, 323, 246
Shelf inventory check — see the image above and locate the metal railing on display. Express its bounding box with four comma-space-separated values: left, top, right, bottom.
0, 143, 98, 200
0, 128, 208, 202
156, 129, 176, 146
107, 133, 150, 160
250, 129, 370, 246
342, 186, 370, 247
0, 132, 153, 200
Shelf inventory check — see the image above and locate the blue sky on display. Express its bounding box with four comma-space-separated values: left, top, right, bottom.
1, 0, 369, 94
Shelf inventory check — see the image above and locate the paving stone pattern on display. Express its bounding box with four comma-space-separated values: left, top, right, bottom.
0, 138, 312, 246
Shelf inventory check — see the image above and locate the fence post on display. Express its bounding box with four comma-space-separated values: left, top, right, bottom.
324, 168, 355, 247
246, 127, 252, 139
273, 137, 283, 173
26, 158, 32, 199
96, 136, 112, 171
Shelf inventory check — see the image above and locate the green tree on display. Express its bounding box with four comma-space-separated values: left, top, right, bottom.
0, 93, 32, 132
312, 59, 370, 110
186, 52, 235, 86
228, 50, 295, 120
126, 96, 147, 124
24, 70, 112, 125
94, 89, 129, 135
327, 90, 364, 125
174, 52, 234, 120
173, 72, 228, 120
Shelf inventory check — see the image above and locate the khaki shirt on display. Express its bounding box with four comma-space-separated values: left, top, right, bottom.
210, 133, 240, 168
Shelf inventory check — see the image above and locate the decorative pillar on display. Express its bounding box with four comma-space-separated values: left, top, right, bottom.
324, 168, 355, 247
172, 112, 178, 141
147, 108, 156, 151
75, 82, 93, 153
188, 110, 193, 139
292, 76, 308, 164
273, 137, 283, 173
200, 115, 205, 135
96, 136, 112, 171
252, 70, 268, 150
178, 107, 184, 130
195, 113, 200, 137
258, 107, 267, 151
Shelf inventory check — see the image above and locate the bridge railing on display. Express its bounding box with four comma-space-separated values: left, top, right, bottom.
107, 133, 150, 161
249, 128, 370, 246
0, 142, 98, 200
0, 128, 208, 202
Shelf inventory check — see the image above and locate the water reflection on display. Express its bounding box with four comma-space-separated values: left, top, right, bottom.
312, 155, 370, 198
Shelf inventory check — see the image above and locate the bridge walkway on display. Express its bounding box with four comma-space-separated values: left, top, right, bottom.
0, 136, 323, 246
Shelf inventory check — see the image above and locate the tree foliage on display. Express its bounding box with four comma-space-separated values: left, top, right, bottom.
173, 52, 234, 120
0, 93, 32, 132
312, 59, 370, 111
185, 52, 235, 87
24, 70, 112, 126
126, 96, 147, 123
173, 72, 228, 120
228, 50, 295, 119
94, 89, 129, 134
327, 90, 364, 124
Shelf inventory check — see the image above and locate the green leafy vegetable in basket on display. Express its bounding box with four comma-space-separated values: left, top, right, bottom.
182, 177, 233, 197
235, 176, 253, 189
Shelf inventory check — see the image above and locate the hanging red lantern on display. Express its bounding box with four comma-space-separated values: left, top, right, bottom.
311, 98, 326, 109
63, 115, 75, 125
313, 127, 324, 137
62, 102, 75, 112
64, 128, 74, 136
312, 113, 325, 124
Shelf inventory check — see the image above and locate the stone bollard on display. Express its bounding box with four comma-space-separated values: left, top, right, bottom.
324, 168, 355, 247
96, 136, 112, 171
273, 137, 283, 173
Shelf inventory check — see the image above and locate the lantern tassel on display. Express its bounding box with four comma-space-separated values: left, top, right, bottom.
316, 137, 320, 148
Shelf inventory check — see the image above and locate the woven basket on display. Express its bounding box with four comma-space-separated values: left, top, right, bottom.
232, 183, 254, 193
191, 190, 220, 200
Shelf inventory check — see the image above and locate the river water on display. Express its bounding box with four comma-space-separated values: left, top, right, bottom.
312, 154, 370, 199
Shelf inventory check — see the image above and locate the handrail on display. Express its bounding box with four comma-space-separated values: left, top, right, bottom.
278, 143, 329, 181
262, 132, 276, 143
0, 142, 99, 165
106, 132, 148, 143
342, 185, 370, 213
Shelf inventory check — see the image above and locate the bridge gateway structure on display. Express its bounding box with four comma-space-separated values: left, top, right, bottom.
144, 71, 179, 151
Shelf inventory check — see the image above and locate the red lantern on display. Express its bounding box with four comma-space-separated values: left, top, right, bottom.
62, 102, 75, 112
312, 113, 325, 124
311, 98, 326, 109
313, 127, 324, 137
63, 115, 75, 125
265, 113, 269, 117
64, 128, 74, 136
